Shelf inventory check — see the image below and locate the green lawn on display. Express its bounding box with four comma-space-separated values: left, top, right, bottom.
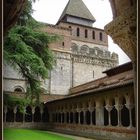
4, 128, 74, 140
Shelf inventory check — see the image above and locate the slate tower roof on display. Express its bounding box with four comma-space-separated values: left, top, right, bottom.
57, 0, 96, 24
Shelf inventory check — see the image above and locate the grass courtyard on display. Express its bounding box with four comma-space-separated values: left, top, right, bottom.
4, 128, 74, 140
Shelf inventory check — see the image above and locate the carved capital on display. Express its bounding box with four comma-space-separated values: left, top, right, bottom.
105, 7, 137, 62
105, 104, 113, 112
125, 104, 135, 110
114, 104, 123, 110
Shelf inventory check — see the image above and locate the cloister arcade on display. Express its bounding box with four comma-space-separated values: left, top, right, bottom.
4, 83, 135, 130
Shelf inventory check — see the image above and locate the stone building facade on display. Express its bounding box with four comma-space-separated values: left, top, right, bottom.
3, 0, 118, 95
3, 62, 136, 140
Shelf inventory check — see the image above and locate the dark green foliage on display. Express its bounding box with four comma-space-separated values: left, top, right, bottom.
4, 0, 60, 107
3, 94, 30, 113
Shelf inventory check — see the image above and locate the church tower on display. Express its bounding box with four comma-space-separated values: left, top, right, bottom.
3, 0, 118, 95
57, 0, 96, 27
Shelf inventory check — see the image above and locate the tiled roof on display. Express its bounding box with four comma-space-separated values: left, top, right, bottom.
57, 0, 96, 23
47, 69, 134, 103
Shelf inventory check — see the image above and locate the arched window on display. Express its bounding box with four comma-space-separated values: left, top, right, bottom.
77, 27, 80, 37
85, 29, 88, 38
80, 45, 89, 54
99, 32, 103, 41
71, 43, 78, 52
14, 86, 24, 93
92, 31, 95, 39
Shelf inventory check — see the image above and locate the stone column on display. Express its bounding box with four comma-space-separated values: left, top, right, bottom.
96, 104, 104, 126
73, 110, 76, 124
68, 112, 71, 123
125, 103, 135, 129
114, 104, 123, 126
83, 108, 87, 125
13, 106, 17, 122
76, 108, 81, 124
4, 106, 7, 123
23, 107, 26, 122
88, 107, 94, 125
104, 1, 137, 131
64, 111, 66, 123
105, 104, 113, 126
32, 107, 35, 122
40, 107, 43, 122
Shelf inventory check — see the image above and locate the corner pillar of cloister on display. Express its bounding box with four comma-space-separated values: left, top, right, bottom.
104, 0, 137, 129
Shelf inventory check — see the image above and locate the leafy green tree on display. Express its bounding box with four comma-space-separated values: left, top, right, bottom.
4, 0, 59, 107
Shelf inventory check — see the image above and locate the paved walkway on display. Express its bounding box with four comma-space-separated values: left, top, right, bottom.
47, 131, 95, 140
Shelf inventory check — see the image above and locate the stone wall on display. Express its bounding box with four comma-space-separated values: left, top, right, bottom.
3, 63, 27, 92
49, 51, 72, 95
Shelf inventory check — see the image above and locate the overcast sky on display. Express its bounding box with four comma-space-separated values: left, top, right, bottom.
32, 0, 131, 65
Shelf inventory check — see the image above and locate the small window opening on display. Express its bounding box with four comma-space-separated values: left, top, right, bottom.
14, 88, 22, 92
92, 31, 95, 39
85, 29, 88, 38
77, 27, 80, 37
62, 42, 64, 46
99, 32, 103, 41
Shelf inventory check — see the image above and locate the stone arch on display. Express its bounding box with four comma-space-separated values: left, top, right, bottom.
62, 112, 64, 123
15, 106, 23, 122
89, 48, 95, 55
42, 106, 49, 122
14, 86, 25, 93
80, 111, 84, 124
117, 95, 126, 105
6, 107, 14, 122
71, 43, 79, 52
66, 112, 69, 123
85, 110, 90, 125
25, 106, 32, 122
80, 45, 89, 54
34, 106, 41, 122
104, 50, 111, 58
121, 96, 130, 127
110, 98, 118, 126
103, 100, 109, 126
129, 94, 135, 104
92, 109, 96, 125
70, 112, 73, 123
55, 113, 58, 122
58, 113, 61, 123
75, 112, 78, 124
111, 106, 118, 126
94, 47, 103, 56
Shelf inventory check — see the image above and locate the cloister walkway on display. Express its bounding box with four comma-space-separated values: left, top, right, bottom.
48, 131, 96, 140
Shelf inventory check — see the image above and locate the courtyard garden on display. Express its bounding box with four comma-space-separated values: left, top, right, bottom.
4, 128, 74, 140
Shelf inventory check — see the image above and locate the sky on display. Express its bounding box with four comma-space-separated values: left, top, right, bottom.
32, 0, 131, 65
